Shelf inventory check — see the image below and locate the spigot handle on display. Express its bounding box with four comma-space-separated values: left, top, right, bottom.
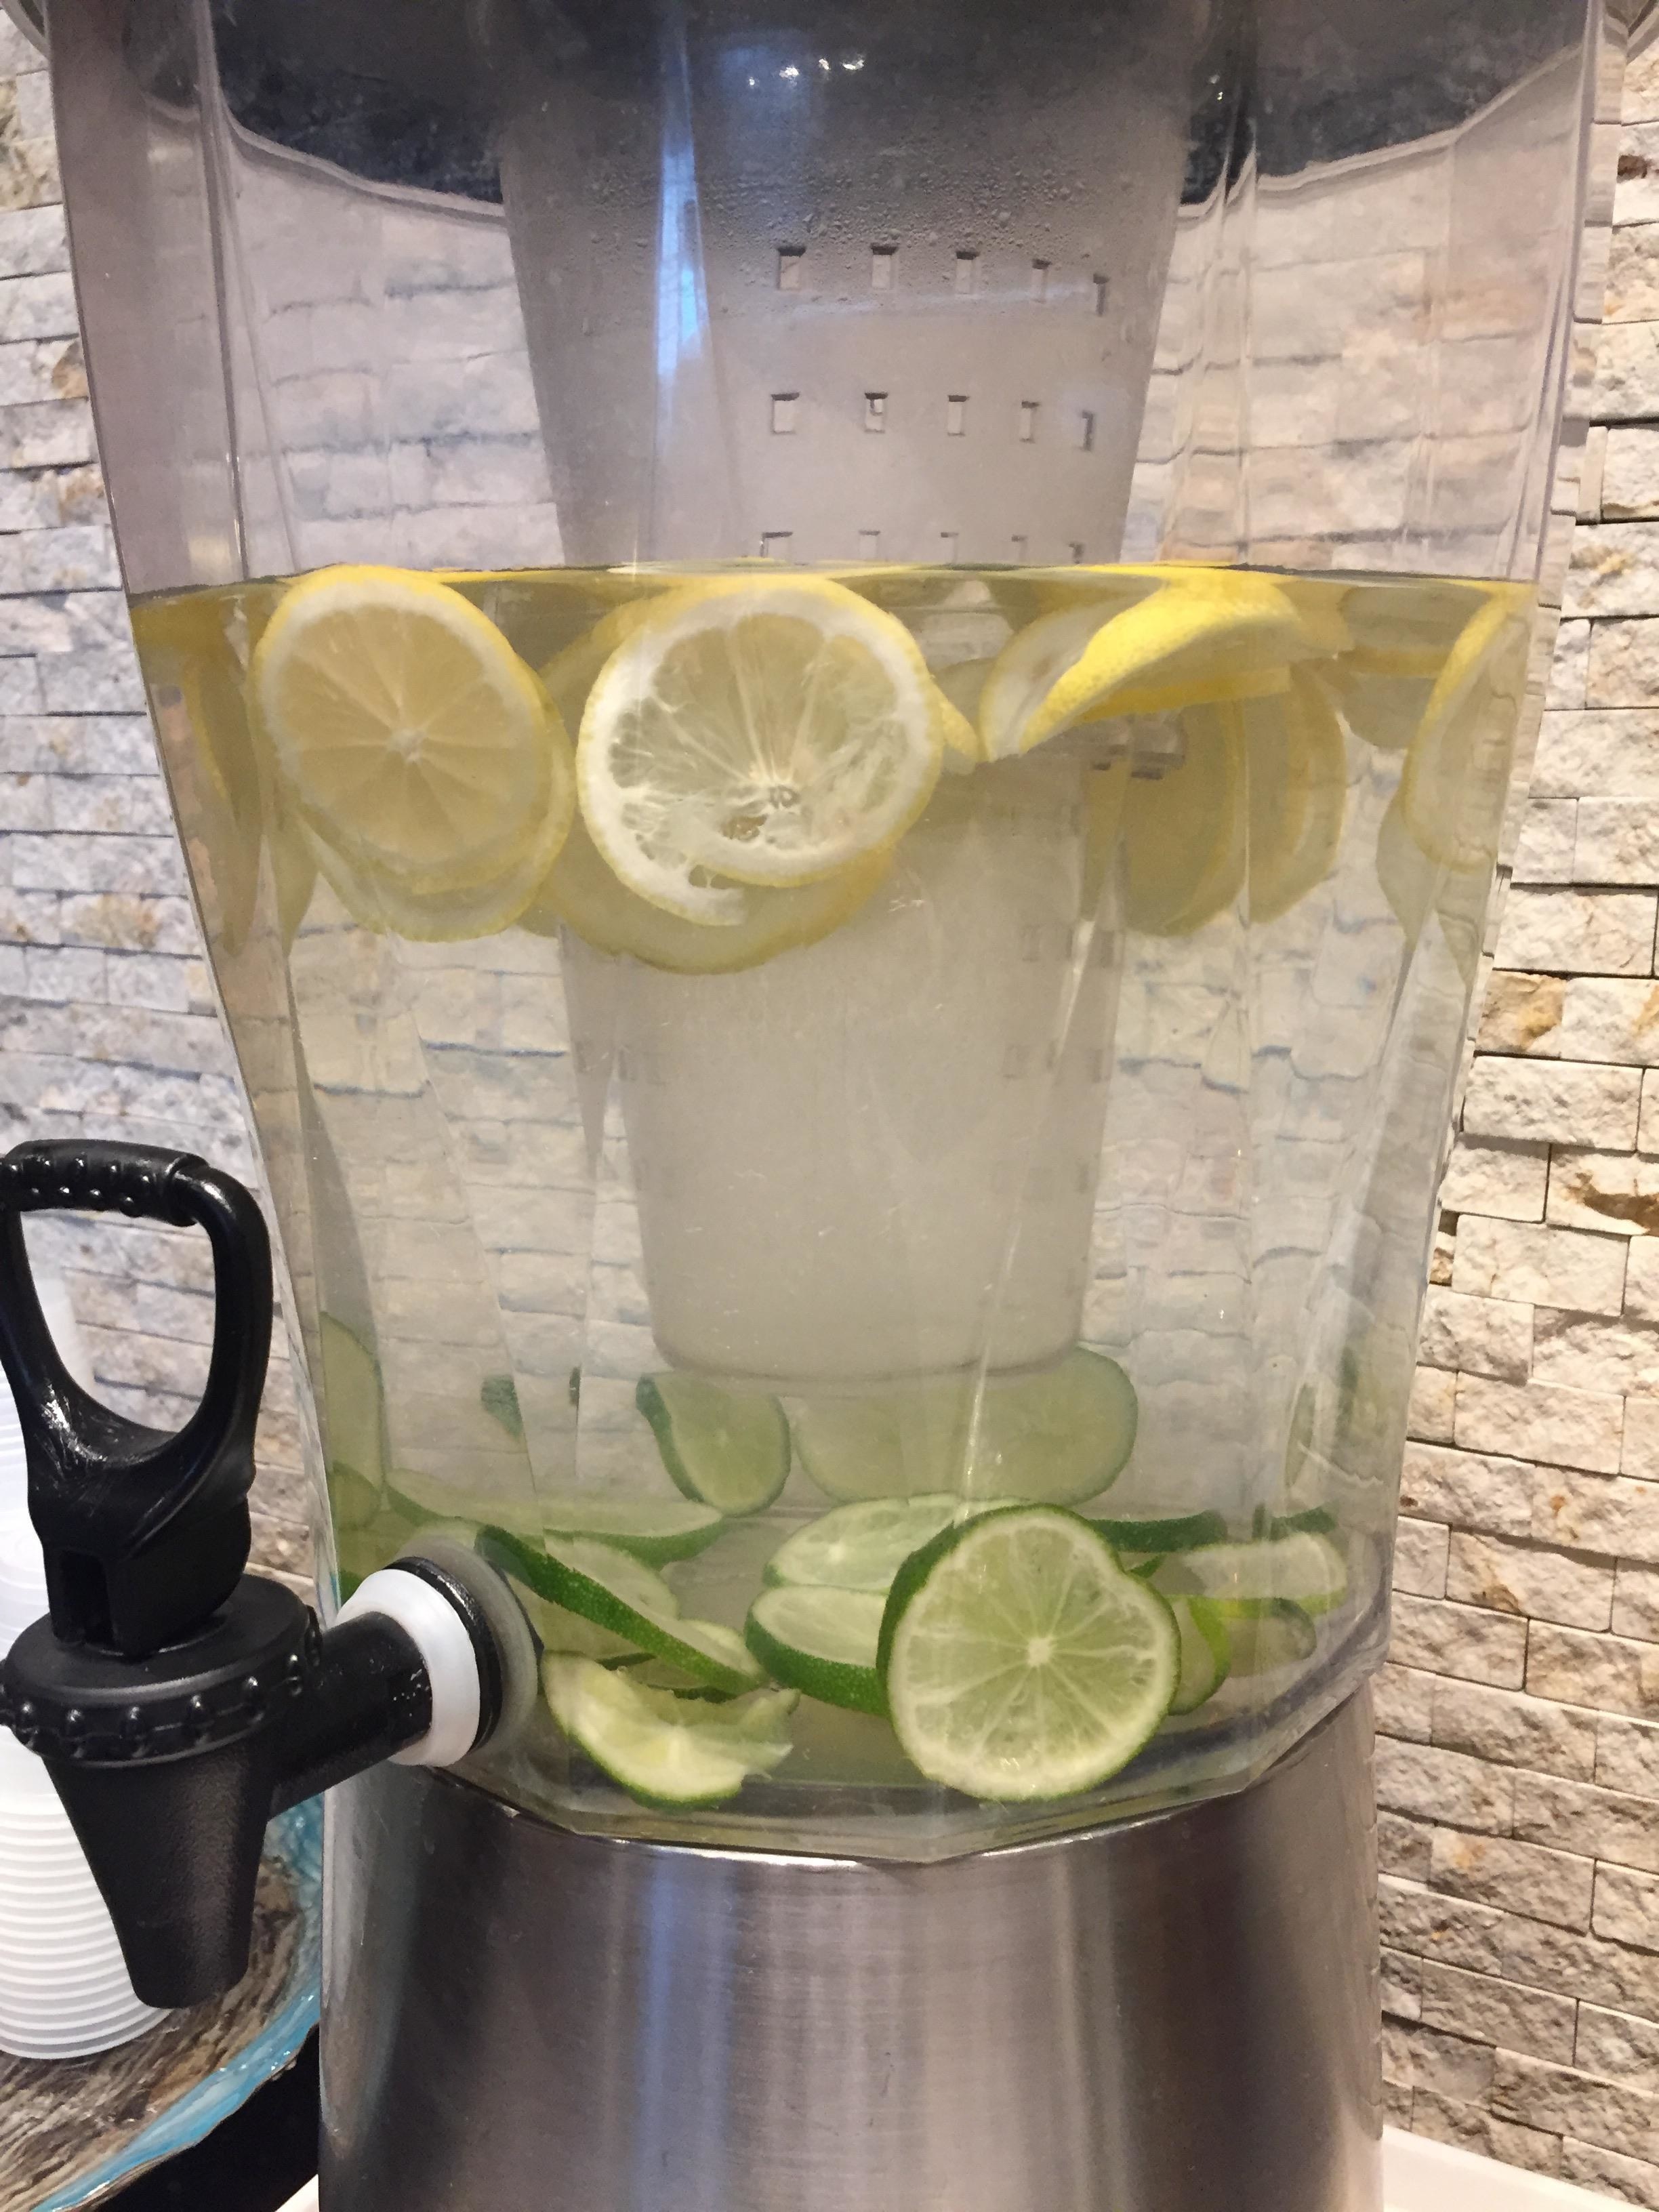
0, 1139, 272, 1654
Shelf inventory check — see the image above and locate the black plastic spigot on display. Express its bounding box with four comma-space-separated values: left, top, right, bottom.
0, 1141, 509, 2009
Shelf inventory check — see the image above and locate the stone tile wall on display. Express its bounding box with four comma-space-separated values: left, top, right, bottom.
1374, 37, 1659, 2196
0, 18, 308, 1587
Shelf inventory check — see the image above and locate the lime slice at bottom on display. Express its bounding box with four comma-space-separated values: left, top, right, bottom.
544, 1656, 797, 1807
878, 1506, 1179, 1801
480, 1526, 764, 1693
745, 1586, 886, 1715
1090, 1510, 1229, 1555
1168, 1596, 1231, 1713
1153, 1532, 1348, 1617
792, 1349, 1138, 1507
762, 1494, 966, 1593
637, 1374, 791, 1515
1212, 1598, 1318, 1676
538, 1494, 726, 1565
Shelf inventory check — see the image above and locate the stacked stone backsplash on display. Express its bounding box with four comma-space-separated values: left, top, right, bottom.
0, 17, 308, 1590
2, 10, 1659, 2190
1375, 35, 1659, 2197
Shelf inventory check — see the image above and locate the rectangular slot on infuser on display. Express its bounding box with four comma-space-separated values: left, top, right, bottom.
1092, 274, 1109, 316
760, 530, 794, 558
1018, 401, 1039, 443
954, 250, 979, 295
940, 530, 960, 560
777, 247, 804, 291
946, 395, 967, 436
871, 245, 896, 290
771, 393, 799, 434
858, 529, 881, 556
1078, 411, 1096, 452
864, 392, 887, 433
1030, 260, 1050, 300
1011, 533, 1029, 560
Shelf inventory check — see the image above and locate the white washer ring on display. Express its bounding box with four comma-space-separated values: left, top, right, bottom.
338, 1568, 481, 1768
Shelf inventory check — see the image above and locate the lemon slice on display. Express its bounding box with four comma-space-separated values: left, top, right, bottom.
1121, 703, 1246, 935
977, 593, 1153, 760
254, 564, 571, 893
578, 575, 943, 918
304, 793, 571, 941
525, 810, 889, 972
1399, 588, 1530, 874
984, 571, 1324, 760
1334, 578, 1494, 678
1245, 667, 1349, 923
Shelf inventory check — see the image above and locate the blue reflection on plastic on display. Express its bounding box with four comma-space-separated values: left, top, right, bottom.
30, 1801, 322, 2212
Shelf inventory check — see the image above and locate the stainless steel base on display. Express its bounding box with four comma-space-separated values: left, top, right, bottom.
321, 1694, 1380, 2211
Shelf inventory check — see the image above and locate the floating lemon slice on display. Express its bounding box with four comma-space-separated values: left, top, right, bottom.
525, 810, 890, 973
1333, 578, 1494, 678
1019, 571, 1325, 754
1244, 668, 1349, 924
254, 565, 571, 894
978, 570, 1332, 760
1399, 588, 1531, 875
578, 575, 943, 920
304, 792, 571, 942
1120, 703, 1246, 936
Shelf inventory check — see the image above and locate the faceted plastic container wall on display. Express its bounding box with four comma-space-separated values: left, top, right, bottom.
53, 0, 1597, 1854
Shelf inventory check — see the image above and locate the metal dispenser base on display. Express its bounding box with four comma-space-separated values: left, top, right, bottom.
321, 1695, 1381, 2212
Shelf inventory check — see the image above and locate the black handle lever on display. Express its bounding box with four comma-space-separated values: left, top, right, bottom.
0, 1139, 516, 2008
0, 1139, 271, 1654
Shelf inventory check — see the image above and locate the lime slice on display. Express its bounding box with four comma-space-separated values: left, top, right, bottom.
388, 1468, 546, 1537
1398, 588, 1531, 874
762, 1494, 964, 1593
792, 1350, 1138, 1508
480, 1527, 765, 1693
1244, 669, 1347, 924
327, 1464, 382, 1534
525, 808, 890, 972
1152, 1533, 1348, 1617
636, 1374, 791, 1516
1121, 702, 1246, 935
745, 1586, 887, 1715
544, 1655, 797, 1807
537, 1494, 727, 1565
511, 1578, 642, 1662
878, 1506, 1180, 1800
319, 1314, 386, 1494
254, 564, 573, 893
578, 575, 943, 916
1168, 1595, 1231, 1713
1089, 1510, 1229, 1555
1267, 1505, 1337, 1538
1212, 1598, 1319, 1675
480, 1373, 524, 1439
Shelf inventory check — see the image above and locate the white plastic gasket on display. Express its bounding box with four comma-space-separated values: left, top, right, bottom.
338, 1568, 481, 1768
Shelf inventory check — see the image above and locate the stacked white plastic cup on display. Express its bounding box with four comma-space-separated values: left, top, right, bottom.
0, 1284, 163, 2058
